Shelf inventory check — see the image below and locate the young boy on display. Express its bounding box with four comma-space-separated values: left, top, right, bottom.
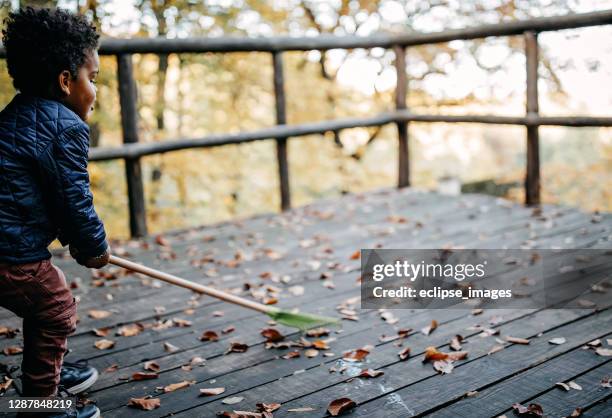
0, 7, 110, 418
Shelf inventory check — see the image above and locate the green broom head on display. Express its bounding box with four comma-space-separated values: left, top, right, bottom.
266, 307, 341, 331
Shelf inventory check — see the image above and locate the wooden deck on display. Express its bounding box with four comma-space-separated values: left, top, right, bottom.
1, 188, 611, 417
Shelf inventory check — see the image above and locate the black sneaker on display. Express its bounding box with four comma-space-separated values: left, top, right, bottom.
59, 360, 99, 394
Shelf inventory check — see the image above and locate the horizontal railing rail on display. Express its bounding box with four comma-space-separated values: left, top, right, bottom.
1, 9, 610, 237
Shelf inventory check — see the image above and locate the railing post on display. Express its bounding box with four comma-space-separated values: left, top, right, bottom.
272, 51, 291, 211
524, 31, 541, 206
117, 53, 148, 237
394, 45, 410, 188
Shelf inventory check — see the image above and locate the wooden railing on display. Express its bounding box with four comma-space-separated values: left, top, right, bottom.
2, 9, 611, 237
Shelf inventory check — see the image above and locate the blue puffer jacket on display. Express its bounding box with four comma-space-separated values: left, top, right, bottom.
0, 93, 107, 264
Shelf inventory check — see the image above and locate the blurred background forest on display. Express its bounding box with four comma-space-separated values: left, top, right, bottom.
0, 0, 610, 239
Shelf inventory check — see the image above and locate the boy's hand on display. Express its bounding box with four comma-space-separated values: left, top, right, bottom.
70, 245, 111, 269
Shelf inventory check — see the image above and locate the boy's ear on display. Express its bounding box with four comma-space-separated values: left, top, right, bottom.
57, 70, 72, 96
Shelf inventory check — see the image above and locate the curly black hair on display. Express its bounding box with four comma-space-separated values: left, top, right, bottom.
2, 7, 99, 96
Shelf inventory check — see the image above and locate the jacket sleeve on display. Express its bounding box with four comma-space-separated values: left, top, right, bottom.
39, 122, 108, 258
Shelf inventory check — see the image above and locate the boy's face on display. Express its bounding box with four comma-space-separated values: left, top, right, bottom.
58, 50, 99, 121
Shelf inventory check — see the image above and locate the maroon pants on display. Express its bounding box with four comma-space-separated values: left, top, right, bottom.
0, 259, 77, 396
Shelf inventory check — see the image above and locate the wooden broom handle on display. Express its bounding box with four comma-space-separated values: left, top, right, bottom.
109, 255, 271, 314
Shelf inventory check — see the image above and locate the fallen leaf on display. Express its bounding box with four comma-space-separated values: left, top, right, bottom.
328, 397, 356, 416
358, 369, 384, 378
256, 403, 281, 413
163, 380, 195, 393
287, 407, 316, 412
173, 318, 192, 327
141, 360, 160, 372
450, 335, 464, 351
200, 331, 219, 342
305, 349, 319, 358
556, 382, 570, 391
163, 342, 180, 353
313, 340, 330, 350
433, 360, 454, 374
488, 345, 504, 355
596, 348, 612, 356
600, 376, 611, 388
88, 310, 112, 319
506, 336, 530, 345
398, 347, 411, 361
0, 326, 18, 338
226, 342, 248, 354
222, 396, 244, 405
512, 402, 543, 417
92, 327, 111, 337
117, 323, 143, 337
342, 347, 370, 362
548, 337, 566, 345
568, 381, 582, 390
587, 339, 601, 347
260, 328, 284, 342
569, 407, 582, 417
128, 397, 160, 411
155, 235, 170, 247
200, 387, 226, 396
282, 351, 300, 359
421, 320, 438, 336
132, 372, 159, 381
94, 339, 115, 350
0, 377, 13, 393
104, 364, 119, 373
2, 346, 22, 355
217, 412, 262, 418
349, 250, 361, 260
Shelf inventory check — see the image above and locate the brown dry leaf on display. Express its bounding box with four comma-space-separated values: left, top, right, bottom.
569, 407, 582, 417
358, 369, 384, 378
596, 348, 612, 356
433, 360, 454, 374
282, 351, 300, 359
104, 364, 119, 373
488, 345, 504, 355
163, 342, 180, 353
88, 310, 112, 319
450, 335, 464, 351
92, 327, 111, 337
421, 320, 438, 336
163, 380, 195, 393
423, 346, 448, 362
506, 336, 530, 345
349, 250, 361, 260
226, 342, 249, 354
154, 235, 170, 247
199, 387, 226, 396
305, 349, 319, 358
328, 397, 356, 416
0, 377, 13, 393
222, 326, 235, 334
512, 403, 543, 417
2, 346, 22, 355
94, 339, 115, 350
173, 318, 192, 328
398, 347, 411, 361
601, 376, 611, 388
587, 339, 602, 347
257, 403, 281, 413
200, 331, 219, 342
117, 323, 143, 337
0, 326, 18, 337
260, 328, 284, 342
128, 397, 160, 411
306, 327, 330, 337
313, 340, 330, 350
342, 347, 370, 362
132, 372, 159, 381
144, 361, 160, 372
